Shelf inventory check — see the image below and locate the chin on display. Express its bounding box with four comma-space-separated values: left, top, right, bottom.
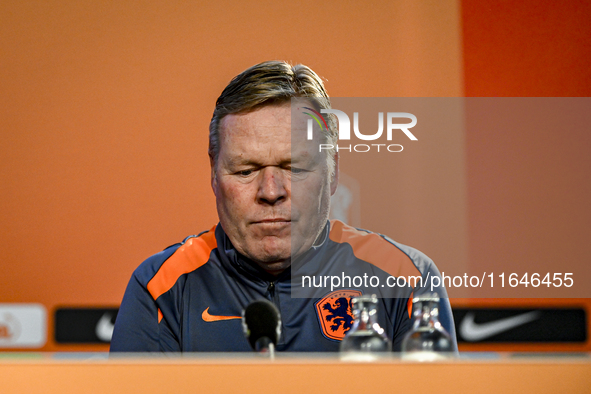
255, 249, 291, 264
251, 246, 292, 266
255, 239, 291, 260
259, 260, 291, 274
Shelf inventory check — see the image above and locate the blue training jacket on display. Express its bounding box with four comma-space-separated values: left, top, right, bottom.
110, 220, 457, 352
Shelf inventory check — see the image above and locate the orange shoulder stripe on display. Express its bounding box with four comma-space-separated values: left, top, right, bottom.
329, 220, 421, 280
147, 225, 217, 301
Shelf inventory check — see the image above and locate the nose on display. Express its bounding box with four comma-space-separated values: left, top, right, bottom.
256, 167, 288, 205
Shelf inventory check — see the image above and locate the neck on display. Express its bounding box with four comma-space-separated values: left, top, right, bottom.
255, 259, 291, 277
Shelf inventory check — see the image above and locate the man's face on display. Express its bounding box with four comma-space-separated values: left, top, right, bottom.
212, 103, 337, 274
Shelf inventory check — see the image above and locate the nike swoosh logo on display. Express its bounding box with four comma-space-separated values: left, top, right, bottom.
459, 311, 541, 341
202, 307, 241, 322
95, 312, 115, 342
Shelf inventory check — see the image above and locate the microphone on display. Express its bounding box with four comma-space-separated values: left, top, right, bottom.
242, 299, 281, 355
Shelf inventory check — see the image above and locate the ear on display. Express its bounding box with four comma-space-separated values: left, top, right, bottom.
210, 154, 218, 197
330, 152, 339, 196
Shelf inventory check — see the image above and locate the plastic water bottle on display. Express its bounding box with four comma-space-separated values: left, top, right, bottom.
401, 293, 453, 361
340, 294, 391, 361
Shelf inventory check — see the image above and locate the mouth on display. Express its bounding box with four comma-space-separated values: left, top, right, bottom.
251, 219, 291, 236
255, 218, 291, 224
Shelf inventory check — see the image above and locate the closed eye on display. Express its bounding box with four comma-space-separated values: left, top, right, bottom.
290, 167, 307, 174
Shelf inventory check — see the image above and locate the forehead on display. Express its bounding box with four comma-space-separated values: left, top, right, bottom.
218, 103, 317, 156
219, 103, 291, 141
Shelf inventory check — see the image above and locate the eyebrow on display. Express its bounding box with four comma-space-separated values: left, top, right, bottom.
222, 148, 318, 168
225, 156, 292, 168
292, 149, 321, 163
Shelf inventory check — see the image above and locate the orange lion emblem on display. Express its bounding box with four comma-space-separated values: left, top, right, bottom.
315, 289, 362, 341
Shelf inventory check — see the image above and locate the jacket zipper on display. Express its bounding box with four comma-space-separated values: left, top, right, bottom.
267, 281, 285, 345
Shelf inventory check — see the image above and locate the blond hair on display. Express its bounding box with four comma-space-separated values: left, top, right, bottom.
208, 61, 336, 175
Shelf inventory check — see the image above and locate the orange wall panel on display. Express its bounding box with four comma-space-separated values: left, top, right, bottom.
0, 0, 464, 351
460, 0, 591, 351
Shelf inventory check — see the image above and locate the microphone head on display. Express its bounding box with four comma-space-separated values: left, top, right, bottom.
242, 299, 281, 351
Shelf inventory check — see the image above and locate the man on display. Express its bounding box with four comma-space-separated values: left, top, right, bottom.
110, 61, 457, 352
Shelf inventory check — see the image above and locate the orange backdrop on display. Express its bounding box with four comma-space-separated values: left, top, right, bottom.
1, 0, 590, 351
459, 0, 591, 352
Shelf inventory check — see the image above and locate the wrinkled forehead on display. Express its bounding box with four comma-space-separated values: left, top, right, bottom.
217, 103, 325, 151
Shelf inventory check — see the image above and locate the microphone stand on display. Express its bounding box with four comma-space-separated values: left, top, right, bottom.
255, 336, 275, 360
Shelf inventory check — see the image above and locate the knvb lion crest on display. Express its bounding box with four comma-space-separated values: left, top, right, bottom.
315, 289, 362, 341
